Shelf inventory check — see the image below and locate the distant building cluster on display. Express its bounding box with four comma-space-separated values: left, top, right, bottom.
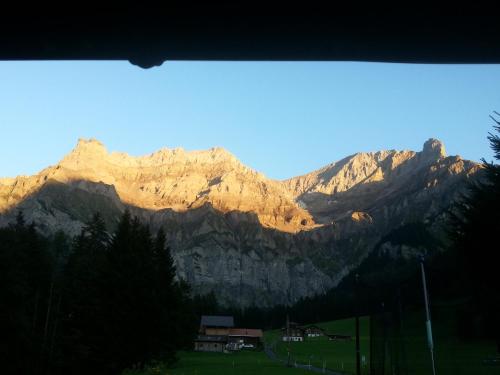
194, 315, 351, 352
194, 315, 263, 352
281, 322, 351, 342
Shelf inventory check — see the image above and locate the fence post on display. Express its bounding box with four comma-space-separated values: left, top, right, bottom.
420, 257, 437, 375
355, 273, 361, 375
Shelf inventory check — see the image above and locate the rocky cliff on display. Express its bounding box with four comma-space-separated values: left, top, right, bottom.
0, 138, 481, 306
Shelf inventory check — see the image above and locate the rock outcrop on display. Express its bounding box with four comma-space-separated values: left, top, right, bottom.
0, 138, 481, 306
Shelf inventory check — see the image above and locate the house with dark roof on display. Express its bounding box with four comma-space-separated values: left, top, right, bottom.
195, 315, 263, 352
195, 315, 234, 352
199, 315, 234, 336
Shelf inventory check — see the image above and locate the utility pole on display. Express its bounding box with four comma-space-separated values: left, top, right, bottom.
286, 314, 291, 367
420, 257, 437, 375
355, 273, 361, 375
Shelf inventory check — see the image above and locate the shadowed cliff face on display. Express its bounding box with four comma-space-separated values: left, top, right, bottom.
0, 138, 481, 306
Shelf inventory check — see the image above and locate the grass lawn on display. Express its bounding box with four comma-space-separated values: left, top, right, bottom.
376, 305, 500, 375
264, 309, 500, 375
125, 305, 499, 375
264, 316, 370, 375
124, 350, 313, 375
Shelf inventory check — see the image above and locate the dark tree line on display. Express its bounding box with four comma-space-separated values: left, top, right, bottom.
0, 213, 53, 374
448, 112, 500, 349
0, 210, 198, 375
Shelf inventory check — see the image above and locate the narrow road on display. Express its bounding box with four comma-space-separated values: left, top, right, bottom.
264, 344, 344, 375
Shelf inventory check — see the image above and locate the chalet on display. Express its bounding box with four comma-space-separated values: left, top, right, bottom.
228, 328, 263, 349
195, 315, 235, 352
304, 325, 325, 337
195, 315, 263, 352
282, 322, 304, 342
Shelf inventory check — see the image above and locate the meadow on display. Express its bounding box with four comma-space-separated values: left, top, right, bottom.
125, 307, 499, 375
265, 307, 499, 375
372, 303, 500, 375
264, 317, 370, 375
123, 350, 312, 375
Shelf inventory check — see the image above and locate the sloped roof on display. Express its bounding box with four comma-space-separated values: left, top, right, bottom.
200, 315, 234, 327
229, 328, 263, 337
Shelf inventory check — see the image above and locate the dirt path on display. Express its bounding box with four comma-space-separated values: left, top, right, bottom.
264, 343, 344, 375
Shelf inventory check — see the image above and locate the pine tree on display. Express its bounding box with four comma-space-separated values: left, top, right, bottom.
0, 213, 52, 375
44, 230, 71, 374
58, 211, 197, 373
153, 227, 176, 283
103, 212, 185, 371
61, 213, 109, 373
449, 112, 500, 350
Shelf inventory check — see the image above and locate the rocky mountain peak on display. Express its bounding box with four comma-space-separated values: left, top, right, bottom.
73, 137, 108, 154
58, 139, 243, 172
422, 138, 446, 160
59, 138, 109, 170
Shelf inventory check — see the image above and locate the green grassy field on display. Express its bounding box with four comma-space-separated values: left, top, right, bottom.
372, 305, 500, 375
123, 350, 313, 375
264, 309, 499, 375
124, 306, 499, 375
264, 316, 370, 375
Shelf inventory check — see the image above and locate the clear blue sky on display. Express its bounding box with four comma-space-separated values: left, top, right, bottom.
0, 61, 499, 180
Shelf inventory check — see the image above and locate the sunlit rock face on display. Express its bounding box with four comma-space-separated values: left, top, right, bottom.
49, 138, 314, 233
0, 138, 480, 306
283, 138, 477, 230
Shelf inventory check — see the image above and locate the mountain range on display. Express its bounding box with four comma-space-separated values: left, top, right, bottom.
0, 138, 480, 306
